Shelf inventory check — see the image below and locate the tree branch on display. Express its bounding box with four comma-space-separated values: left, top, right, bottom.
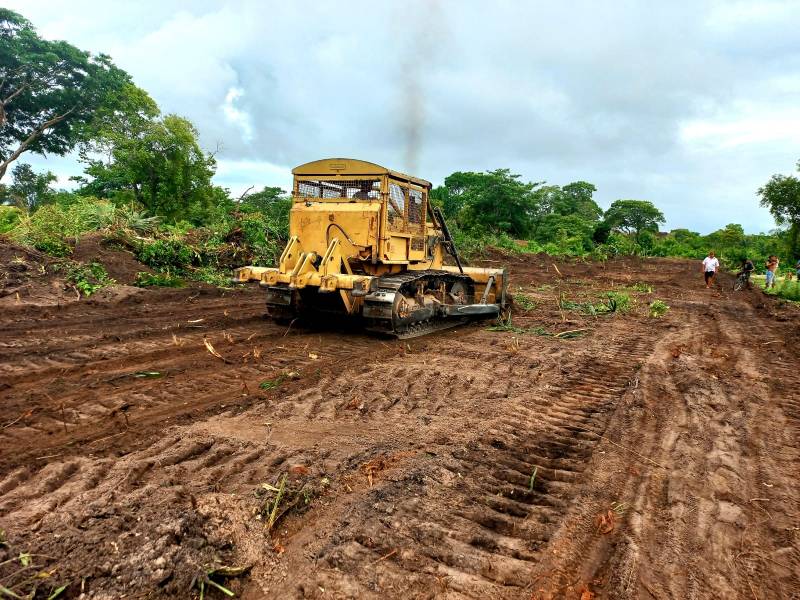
0, 105, 77, 180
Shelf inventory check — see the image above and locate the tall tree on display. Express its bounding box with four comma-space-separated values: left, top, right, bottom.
0, 162, 55, 211
446, 169, 543, 238
78, 114, 220, 223
758, 162, 800, 257
0, 9, 131, 179
603, 199, 665, 240
551, 181, 603, 221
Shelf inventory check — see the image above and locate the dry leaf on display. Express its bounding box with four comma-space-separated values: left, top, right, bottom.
204, 338, 225, 361
289, 464, 310, 476
595, 510, 616, 534
580, 586, 595, 600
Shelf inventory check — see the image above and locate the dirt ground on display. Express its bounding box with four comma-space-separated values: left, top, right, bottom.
1, 250, 799, 599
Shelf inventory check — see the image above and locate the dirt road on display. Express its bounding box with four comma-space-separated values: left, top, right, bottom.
1, 255, 798, 599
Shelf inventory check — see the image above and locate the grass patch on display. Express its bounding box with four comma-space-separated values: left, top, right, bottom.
559, 290, 632, 315
60, 261, 114, 297
625, 282, 653, 293
134, 271, 184, 287
190, 266, 232, 287
512, 292, 537, 311
763, 279, 800, 302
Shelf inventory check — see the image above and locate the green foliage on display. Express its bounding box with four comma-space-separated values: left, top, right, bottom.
603, 199, 666, 240
513, 292, 537, 311
9, 196, 115, 255
190, 266, 231, 287
78, 113, 223, 223
0, 205, 21, 233
444, 169, 542, 237
0, 9, 134, 179
559, 291, 632, 315
134, 271, 184, 287
758, 162, 800, 257
763, 278, 800, 302
134, 238, 195, 271
62, 261, 114, 296
552, 181, 603, 221
0, 163, 57, 211
649, 299, 670, 317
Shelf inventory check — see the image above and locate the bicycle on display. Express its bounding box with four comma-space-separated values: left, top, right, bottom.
732, 271, 751, 291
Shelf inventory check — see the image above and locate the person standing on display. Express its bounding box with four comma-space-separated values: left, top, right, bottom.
765, 255, 779, 289
702, 251, 719, 288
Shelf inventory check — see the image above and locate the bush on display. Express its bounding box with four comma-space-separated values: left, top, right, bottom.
135, 238, 195, 271
189, 266, 231, 287
0, 206, 22, 233
9, 196, 116, 256
62, 262, 115, 296
649, 299, 670, 317
134, 271, 184, 287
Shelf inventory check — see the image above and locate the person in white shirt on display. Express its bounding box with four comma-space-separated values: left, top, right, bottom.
701, 251, 720, 288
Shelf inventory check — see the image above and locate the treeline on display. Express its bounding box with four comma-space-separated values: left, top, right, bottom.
428, 169, 791, 272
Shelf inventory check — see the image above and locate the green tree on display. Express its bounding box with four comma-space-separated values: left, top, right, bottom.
0, 9, 132, 180
603, 199, 665, 240
446, 169, 542, 238
0, 162, 56, 211
758, 162, 800, 257
78, 114, 221, 223
551, 181, 602, 221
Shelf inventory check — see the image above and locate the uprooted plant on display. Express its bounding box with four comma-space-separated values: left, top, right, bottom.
254, 472, 330, 535
58, 261, 115, 297
192, 565, 250, 600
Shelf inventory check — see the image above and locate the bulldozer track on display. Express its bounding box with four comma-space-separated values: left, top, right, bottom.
310, 331, 653, 597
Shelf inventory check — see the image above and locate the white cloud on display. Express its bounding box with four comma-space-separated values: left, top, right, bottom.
222, 87, 254, 144
5, 0, 800, 233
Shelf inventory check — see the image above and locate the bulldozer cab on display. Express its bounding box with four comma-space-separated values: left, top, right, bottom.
291, 158, 435, 269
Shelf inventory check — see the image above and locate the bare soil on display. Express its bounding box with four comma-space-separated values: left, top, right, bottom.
1, 250, 798, 599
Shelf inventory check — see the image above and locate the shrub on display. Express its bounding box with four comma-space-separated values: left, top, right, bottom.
135, 238, 195, 271
134, 271, 184, 287
62, 262, 115, 297
190, 266, 231, 287
0, 206, 22, 233
649, 299, 670, 317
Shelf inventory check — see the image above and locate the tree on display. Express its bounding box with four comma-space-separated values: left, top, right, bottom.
551, 181, 602, 221
603, 199, 665, 240
445, 169, 543, 238
0, 162, 56, 211
78, 114, 220, 223
0, 9, 133, 180
758, 163, 800, 257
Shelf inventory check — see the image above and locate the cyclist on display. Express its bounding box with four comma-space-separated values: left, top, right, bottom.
735, 257, 755, 289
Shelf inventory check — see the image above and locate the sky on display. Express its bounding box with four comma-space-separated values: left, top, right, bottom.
7, 0, 800, 234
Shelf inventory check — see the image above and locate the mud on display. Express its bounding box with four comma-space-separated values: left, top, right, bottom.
1, 253, 798, 599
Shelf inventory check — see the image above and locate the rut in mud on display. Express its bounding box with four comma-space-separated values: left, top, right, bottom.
1, 254, 798, 599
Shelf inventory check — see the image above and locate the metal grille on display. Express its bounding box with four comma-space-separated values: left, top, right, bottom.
296, 179, 380, 200
388, 183, 406, 231
408, 189, 423, 226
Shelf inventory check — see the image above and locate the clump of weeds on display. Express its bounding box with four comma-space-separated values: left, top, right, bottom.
648, 299, 669, 317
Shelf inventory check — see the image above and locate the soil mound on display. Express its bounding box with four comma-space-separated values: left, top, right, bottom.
73, 232, 151, 285
0, 236, 55, 299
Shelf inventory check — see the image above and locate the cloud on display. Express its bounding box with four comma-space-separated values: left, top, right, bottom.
5, 0, 800, 233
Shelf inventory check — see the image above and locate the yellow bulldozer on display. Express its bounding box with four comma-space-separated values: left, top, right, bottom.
234, 158, 507, 338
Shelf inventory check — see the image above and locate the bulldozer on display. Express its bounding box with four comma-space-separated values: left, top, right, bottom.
233, 158, 507, 338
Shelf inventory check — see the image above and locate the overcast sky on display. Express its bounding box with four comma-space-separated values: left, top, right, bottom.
8, 0, 800, 233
